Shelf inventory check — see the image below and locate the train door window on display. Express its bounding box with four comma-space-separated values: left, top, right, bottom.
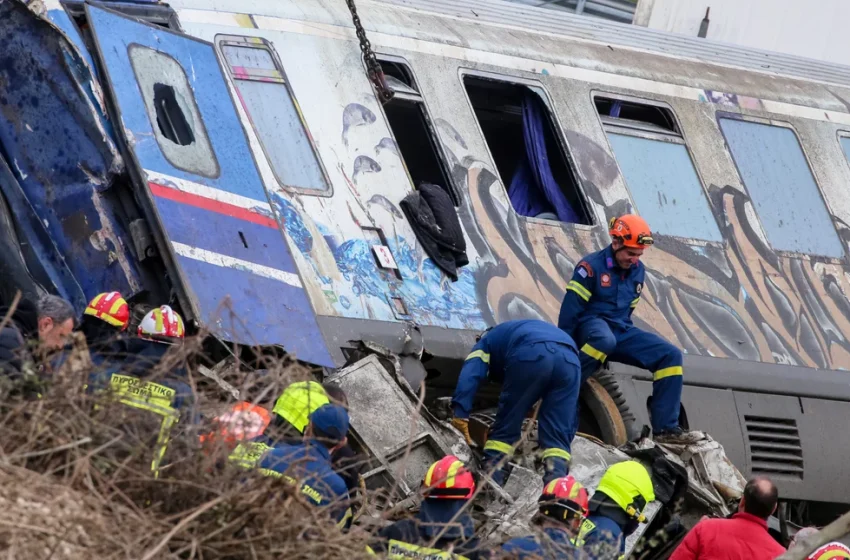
128, 45, 219, 177
839, 135, 850, 167
379, 58, 457, 205
595, 96, 722, 242
218, 36, 330, 194
719, 117, 843, 257
462, 75, 592, 225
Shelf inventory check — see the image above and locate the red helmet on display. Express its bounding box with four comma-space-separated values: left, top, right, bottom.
84, 291, 130, 331
808, 543, 850, 560
609, 214, 654, 249
422, 455, 475, 500
539, 476, 590, 524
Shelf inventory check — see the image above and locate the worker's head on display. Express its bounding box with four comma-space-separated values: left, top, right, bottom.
421, 455, 475, 502
137, 305, 185, 344
322, 382, 348, 408
590, 460, 655, 535
305, 403, 349, 451
272, 381, 330, 433
537, 476, 589, 536
81, 292, 130, 346
739, 476, 778, 519
36, 295, 76, 350
608, 214, 653, 269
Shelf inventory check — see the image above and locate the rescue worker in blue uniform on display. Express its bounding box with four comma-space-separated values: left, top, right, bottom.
450, 319, 582, 486
576, 461, 655, 559
232, 403, 353, 530
558, 214, 685, 440
369, 455, 483, 559
500, 475, 588, 559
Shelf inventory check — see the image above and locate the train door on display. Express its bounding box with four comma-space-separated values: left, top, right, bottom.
84, 5, 332, 366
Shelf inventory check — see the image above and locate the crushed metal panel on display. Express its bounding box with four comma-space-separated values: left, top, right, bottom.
83, 5, 333, 366
325, 354, 455, 496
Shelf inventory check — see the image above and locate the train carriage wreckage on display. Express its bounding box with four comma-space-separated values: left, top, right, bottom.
4, 0, 850, 551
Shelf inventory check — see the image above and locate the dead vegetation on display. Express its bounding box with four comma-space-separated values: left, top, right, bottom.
0, 334, 376, 559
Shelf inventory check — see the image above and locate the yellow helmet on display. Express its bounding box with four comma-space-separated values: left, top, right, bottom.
272, 381, 330, 433
595, 461, 655, 522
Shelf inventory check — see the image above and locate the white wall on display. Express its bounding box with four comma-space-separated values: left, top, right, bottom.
634, 0, 850, 66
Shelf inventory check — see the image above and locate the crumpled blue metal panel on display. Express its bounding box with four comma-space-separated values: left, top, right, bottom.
0, 0, 144, 311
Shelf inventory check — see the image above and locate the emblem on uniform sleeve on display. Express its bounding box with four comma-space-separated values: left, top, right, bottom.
636, 283, 642, 294
576, 261, 593, 279
601, 273, 611, 287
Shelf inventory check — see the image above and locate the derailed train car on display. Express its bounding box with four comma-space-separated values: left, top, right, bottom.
4, 0, 850, 523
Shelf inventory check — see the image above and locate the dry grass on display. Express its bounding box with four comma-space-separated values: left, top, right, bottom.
0, 331, 375, 559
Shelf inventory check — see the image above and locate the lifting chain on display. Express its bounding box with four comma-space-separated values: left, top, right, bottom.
345, 0, 394, 104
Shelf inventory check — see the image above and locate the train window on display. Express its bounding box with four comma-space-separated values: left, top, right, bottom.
596, 96, 721, 242
217, 36, 330, 194
462, 76, 592, 225
378, 58, 458, 205
719, 118, 843, 258
128, 45, 219, 178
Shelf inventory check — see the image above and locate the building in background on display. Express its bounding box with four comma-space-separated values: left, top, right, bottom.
507, 0, 850, 67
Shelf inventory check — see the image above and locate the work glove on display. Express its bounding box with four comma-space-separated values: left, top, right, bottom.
451, 417, 474, 446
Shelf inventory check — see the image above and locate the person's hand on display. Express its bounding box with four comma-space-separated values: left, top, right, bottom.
451, 417, 474, 446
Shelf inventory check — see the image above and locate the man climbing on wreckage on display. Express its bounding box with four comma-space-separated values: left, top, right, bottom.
450, 319, 582, 486
558, 214, 689, 443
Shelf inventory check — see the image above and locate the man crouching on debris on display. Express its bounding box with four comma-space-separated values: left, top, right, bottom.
450, 319, 582, 486
500, 475, 589, 559
369, 455, 484, 559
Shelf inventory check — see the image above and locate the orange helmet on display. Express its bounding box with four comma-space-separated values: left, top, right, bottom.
422, 455, 475, 500
808, 543, 850, 560
199, 401, 272, 446
84, 292, 130, 331
539, 476, 590, 524
138, 305, 185, 341
608, 214, 654, 249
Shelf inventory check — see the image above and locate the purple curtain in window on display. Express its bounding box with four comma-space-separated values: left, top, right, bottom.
507, 92, 581, 223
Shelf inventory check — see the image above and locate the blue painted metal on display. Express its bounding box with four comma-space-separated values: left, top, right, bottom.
85, 5, 333, 365
0, 1, 142, 311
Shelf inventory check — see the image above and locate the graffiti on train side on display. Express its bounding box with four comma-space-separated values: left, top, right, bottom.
275, 99, 850, 369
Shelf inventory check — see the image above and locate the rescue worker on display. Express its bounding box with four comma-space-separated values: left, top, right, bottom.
270, 380, 363, 493
79, 291, 130, 371
577, 461, 655, 559
500, 475, 589, 559
558, 214, 685, 441
256, 403, 353, 529
450, 319, 582, 486
86, 305, 195, 477
370, 455, 483, 559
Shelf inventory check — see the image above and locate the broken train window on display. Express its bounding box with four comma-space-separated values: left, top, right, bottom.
462, 75, 592, 225
596, 95, 722, 242
378, 57, 458, 205
128, 45, 220, 178
217, 35, 330, 194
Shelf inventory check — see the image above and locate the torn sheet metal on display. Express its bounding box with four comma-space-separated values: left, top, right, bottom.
326, 354, 464, 497
651, 431, 747, 517
0, 0, 141, 309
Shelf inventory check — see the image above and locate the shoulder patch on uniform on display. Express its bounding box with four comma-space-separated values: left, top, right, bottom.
576, 261, 593, 278
601, 273, 611, 287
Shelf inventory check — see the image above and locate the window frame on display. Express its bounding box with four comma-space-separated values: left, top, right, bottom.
215, 34, 334, 198
375, 53, 460, 205
718, 112, 845, 261
128, 43, 221, 179
458, 68, 595, 228
593, 91, 724, 245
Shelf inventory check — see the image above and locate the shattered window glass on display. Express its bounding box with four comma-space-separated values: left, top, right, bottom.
128, 45, 219, 178
607, 133, 722, 242
720, 118, 843, 258
219, 41, 329, 193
